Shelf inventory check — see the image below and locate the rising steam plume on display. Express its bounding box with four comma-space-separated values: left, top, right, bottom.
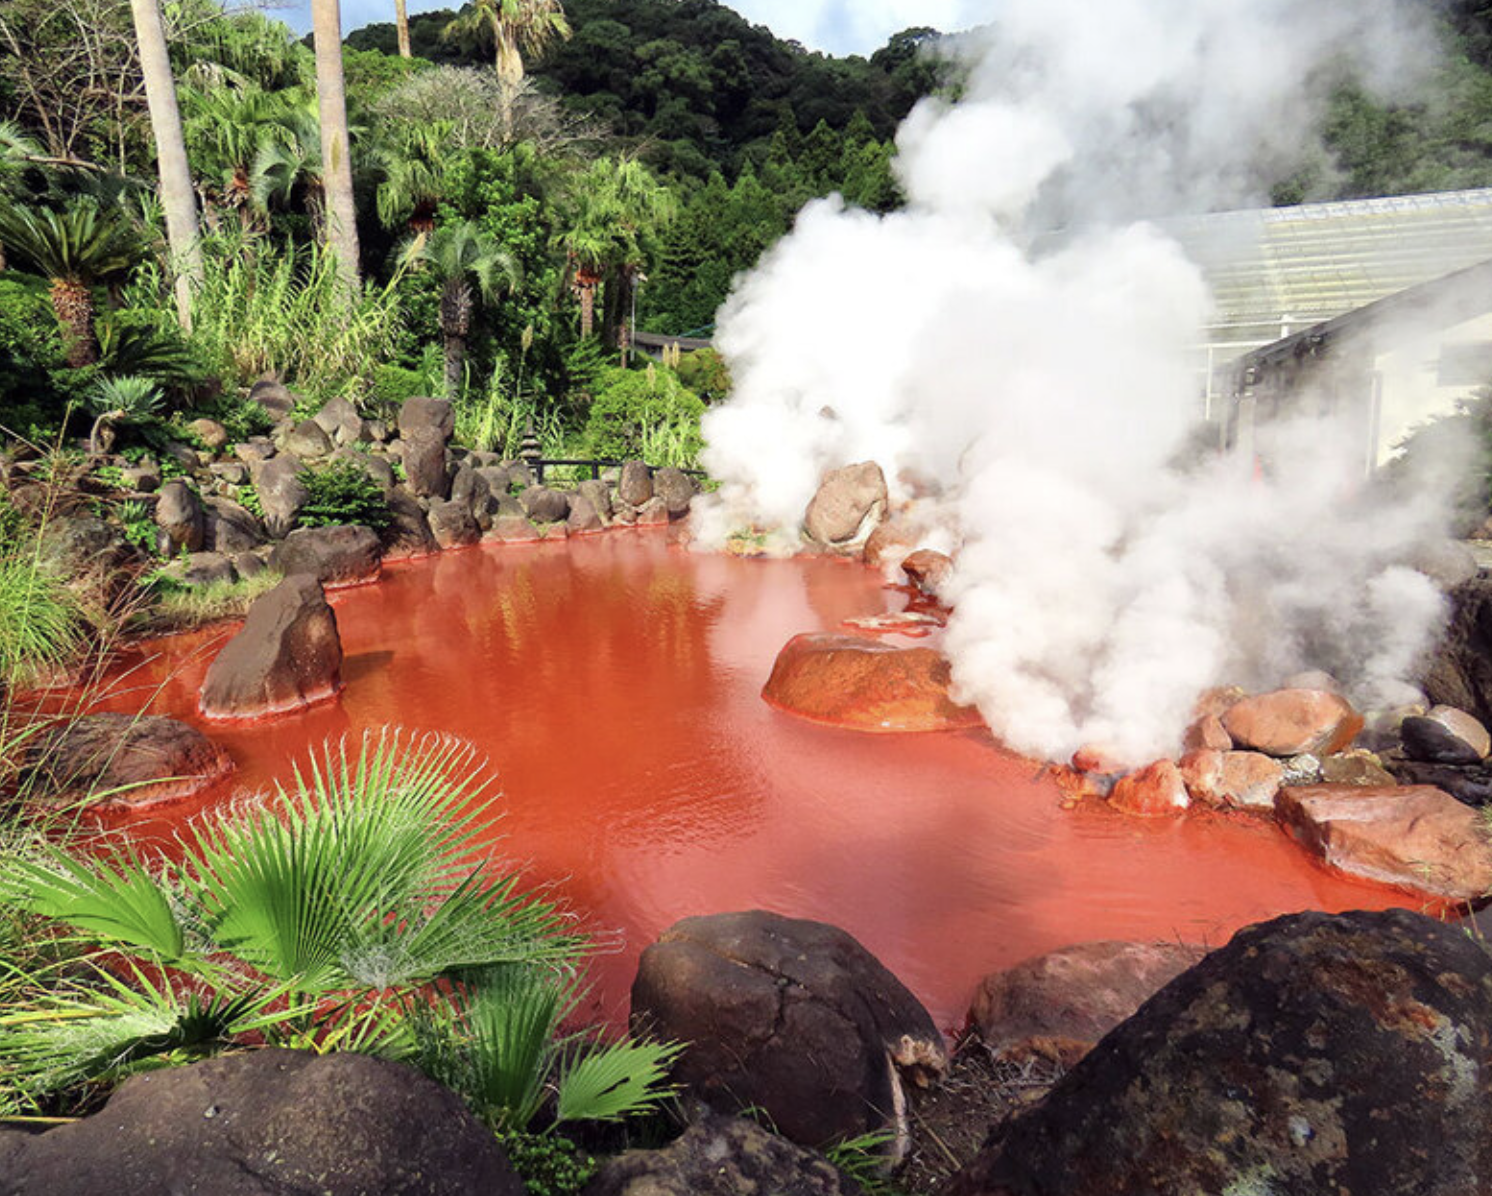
695, 0, 1466, 765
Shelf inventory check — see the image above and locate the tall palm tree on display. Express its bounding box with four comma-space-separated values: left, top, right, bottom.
395, 0, 412, 57
0, 200, 141, 366
127, 0, 202, 332
373, 120, 454, 233
555, 157, 674, 349
401, 221, 519, 396
442, 0, 570, 141
311, 0, 361, 297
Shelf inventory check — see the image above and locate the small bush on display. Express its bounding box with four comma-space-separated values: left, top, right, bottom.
582, 365, 703, 468
499, 1131, 598, 1196
0, 548, 85, 690
298, 461, 392, 531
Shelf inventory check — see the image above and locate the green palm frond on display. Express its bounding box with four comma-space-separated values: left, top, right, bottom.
0, 199, 142, 286
0, 847, 186, 960
553, 1037, 680, 1125
403, 221, 521, 306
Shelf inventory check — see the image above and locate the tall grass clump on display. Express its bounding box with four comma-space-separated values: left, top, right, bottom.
456, 355, 565, 458
184, 233, 405, 403
582, 364, 703, 469
0, 729, 677, 1130
0, 524, 85, 693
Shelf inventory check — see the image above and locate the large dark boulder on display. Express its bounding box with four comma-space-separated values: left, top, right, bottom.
945, 909, 1492, 1196
312, 396, 365, 446
582, 1114, 864, 1196
37, 515, 135, 576
631, 910, 946, 1156
427, 499, 480, 549
0, 1049, 524, 1196
204, 497, 265, 555
652, 467, 695, 517
21, 713, 232, 809
383, 486, 438, 558
618, 460, 653, 506
398, 397, 454, 500
270, 524, 382, 588
248, 378, 296, 423
1422, 576, 1492, 728
200, 575, 342, 720
520, 485, 571, 524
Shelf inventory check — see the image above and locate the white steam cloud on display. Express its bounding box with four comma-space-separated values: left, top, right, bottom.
696, 0, 1460, 764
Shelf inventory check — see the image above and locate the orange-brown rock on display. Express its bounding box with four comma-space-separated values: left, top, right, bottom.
969, 940, 1209, 1067
1182, 713, 1232, 752
761, 633, 983, 732
1108, 760, 1188, 817
1179, 749, 1283, 810
1221, 688, 1363, 757
1276, 783, 1492, 900
1193, 685, 1247, 720
1050, 765, 1107, 802
1072, 744, 1129, 776
863, 519, 917, 569
901, 549, 953, 594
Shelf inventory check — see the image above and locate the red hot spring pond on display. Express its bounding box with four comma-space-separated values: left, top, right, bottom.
85, 528, 1436, 1031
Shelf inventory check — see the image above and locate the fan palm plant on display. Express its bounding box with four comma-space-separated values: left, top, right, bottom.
0, 200, 143, 367
401, 222, 520, 397
442, 0, 570, 140
0, 729, 676, 1130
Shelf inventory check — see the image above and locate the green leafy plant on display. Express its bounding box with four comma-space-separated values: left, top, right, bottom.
0, 540, 86, 692
297, 461, 393, 531
88, 375, 164, 424
115, 499, 162, 558
582, 364, 704, 468
499, 1130, 598, 1196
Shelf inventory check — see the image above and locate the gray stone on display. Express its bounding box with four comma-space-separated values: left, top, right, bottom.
483, 515, 543, 543
251, 454, 308, 539
230, 551, 266, 580
312, 396, 365, 446
209, 461, 249, 486
1401, 715, 1486, 765
653, 467, 695, 517
402, 429, 449, 499
520, 486, 570, 523
398, 396, 455, 440
618, 459, 653, 506
577, 478, 613, 520
204, 498, 265, 556
180, 551, 235, 587
121, 463, 160, 492
186, 418, 229, 453
154, 480, 205, 554
284, 419, 333, 460
636, 497, 670, 526
383, 486, 438, 558
233, 439, 275, 467
427, 499, 480, 549
248, 378, 296, 423
200, 575, 342, 719
567, 490, 605, 534
803, 462, 887, 549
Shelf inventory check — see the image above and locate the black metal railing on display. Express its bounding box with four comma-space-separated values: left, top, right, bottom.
520, 456, 706, 485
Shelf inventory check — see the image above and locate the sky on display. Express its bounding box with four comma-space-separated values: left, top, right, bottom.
271, 0, 983, 57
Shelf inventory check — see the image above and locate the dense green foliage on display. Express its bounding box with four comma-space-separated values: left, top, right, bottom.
298, 459, 394, 531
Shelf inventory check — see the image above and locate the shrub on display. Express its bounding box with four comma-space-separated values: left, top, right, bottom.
297, 460, 392, 531
581, 365, 704, 468
0, 544, 85, 691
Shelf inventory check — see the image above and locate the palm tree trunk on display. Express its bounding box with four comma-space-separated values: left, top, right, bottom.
441, 278, 473, 397
312, 0, 361, 298
443, 334, 466, 397
51, 279, 98, 367
602, 267, 626, 350
129, 0, 202, 332
496, 28, 523, 142
579, 282, 595, 339
394, 0, 411, 57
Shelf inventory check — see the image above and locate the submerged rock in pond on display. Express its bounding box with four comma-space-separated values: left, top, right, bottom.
1221, 687, 1363, 757
969, 939, 1209, 1068
1276, 783, 1492, 899
0, 1049, 524, 1196
200, 575, 342, 720
1178, 748, 1283, 810
945, 909, 1492, 1196
631, 910, 946, 1160
582, 1114, 865, 1196
901, 548, 952, 594
22, 713, 233, 809
762, 633, 983, 732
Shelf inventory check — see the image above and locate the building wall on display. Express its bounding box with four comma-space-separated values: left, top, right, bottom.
1371, 309, 1492, 466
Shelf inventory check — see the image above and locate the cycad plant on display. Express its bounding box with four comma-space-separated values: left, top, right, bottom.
0, 729, 677, 1130
85, 374, 164, 455
0, 200, 142, 367
401, 221, 520, 397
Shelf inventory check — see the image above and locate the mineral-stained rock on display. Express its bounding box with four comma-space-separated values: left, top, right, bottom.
1276, 783, 1492, 899
969, 940, 1209, 1066
631, 910, 946, 1157
1401, 706, 1491, 764
581, 1114, 865, 1196
22, 713, 232, 809
863, 519, 918, 570
0, 1050, 524, 1196
200, 575, 342, 720
944, 909, 1492, 1196
803, 462, 887, 549
483, 515, 543, 543
762, 633, 983, 732
1181, 712, 1232, 751
901, 549, 953, 594
1320, 749, 1396, 786
270, 525, 381, 588
1108, 760, 1188, 816
1178, 749, 1283, 809
1428, 704, 1492, 757
617, 459, 653, 507
1221, 687, 1363, 757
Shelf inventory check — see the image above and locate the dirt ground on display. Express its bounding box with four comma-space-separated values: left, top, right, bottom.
894, 1034, 1065, 1195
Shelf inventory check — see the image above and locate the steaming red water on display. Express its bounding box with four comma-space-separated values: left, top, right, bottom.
83, 529, 1441, 1031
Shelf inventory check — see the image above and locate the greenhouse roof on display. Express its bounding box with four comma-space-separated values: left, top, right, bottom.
1162, 188, 1492, 340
